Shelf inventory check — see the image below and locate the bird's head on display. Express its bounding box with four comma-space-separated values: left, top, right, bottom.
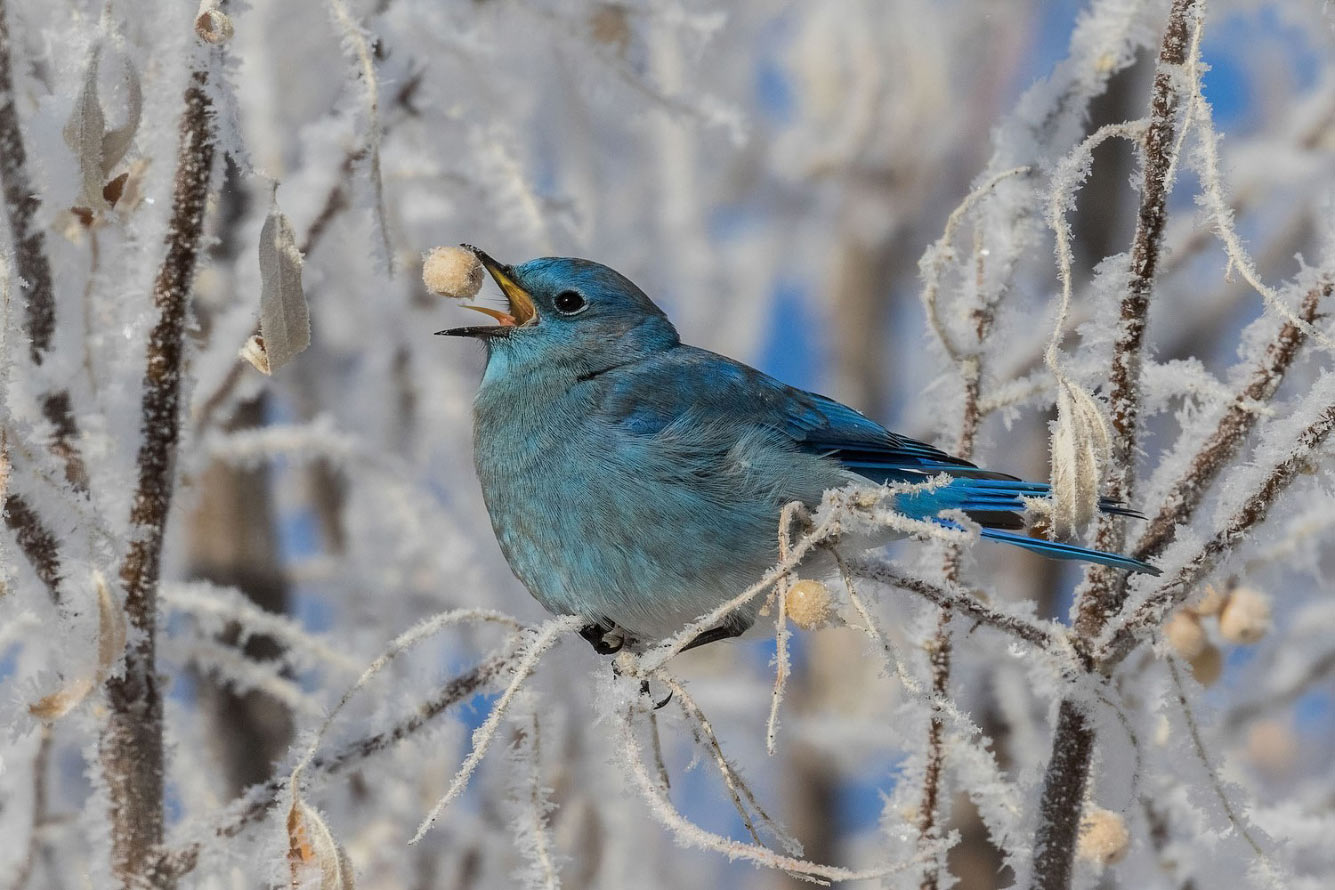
436, 246, 679, 379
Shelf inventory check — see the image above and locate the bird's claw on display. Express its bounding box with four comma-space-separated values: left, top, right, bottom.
640, 678, 673, 710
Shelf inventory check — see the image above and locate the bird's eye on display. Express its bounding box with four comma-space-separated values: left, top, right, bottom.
553, 290, 587, 315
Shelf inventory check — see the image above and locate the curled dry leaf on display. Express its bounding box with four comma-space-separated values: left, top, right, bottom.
1048, 379, 1110, 539
257, 198, 310, 374
64, 47, 107, 212
287, 796, 356, 889
29, 572, 127, 720
240, 334, 271, 375
63, 45, 142, 213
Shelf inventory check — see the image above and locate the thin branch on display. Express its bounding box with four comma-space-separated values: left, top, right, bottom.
0, 0, 54, 364
1034, 4, 1197, 889
1133, 279, 1328, 561
153, 650, 518, 882
839, 557, 1061, 653
1100, 400, 1335, 668
1076, 0, 1196, 640
0, 0, 87, 599
99, 64, 215, 889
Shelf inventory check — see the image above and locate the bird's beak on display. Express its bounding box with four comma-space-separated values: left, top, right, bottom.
435, 245, 538, 339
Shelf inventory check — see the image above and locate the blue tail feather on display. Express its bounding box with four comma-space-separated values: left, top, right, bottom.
978, 528, 1160, 575
893, 478, 1159, 574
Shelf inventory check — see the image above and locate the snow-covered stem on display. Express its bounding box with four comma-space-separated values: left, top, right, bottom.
1029, 698, 1096, 890
156, 648, 521, 881
410, 615, 582, 844
0, 0, 84, 598
1034, 5, 1197, 888
614, 703, 929, 883
0, 0, 54, 364
1077, 0, 1196, 639
1100, 400, 1335, 668
99, 64, 215, 890
1133, 278, 1329, 562
839, 557, 1061, 653
661, 671, 801, 855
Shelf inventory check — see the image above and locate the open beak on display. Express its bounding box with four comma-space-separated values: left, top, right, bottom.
435, 245, 538, 339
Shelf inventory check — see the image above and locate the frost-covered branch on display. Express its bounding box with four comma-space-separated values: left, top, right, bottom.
1034, 4, 1198, 889
100, 63, 215, 889
1100, 398, 1335, 668
1133, 279, 1329, 562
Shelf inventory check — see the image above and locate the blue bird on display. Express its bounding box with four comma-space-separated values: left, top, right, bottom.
439, 247, 1157, 653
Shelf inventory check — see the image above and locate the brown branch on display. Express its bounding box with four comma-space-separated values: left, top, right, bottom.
1133, 280, 1328, 561
99, 67, 215, 890
1034, 5, 1196, 889
1099, 400, 1335, 669
839, 558, 1059, 652
917, 346, 983, 890
1076, 0, 1195, 640
0, 0, 54, 363
1030, 699, 1096, 890
0, 0, 88, 598
2, 493, 61, 599
151, 650, 514, 883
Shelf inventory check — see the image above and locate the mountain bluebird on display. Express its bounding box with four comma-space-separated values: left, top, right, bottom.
439, 247, 1155, 653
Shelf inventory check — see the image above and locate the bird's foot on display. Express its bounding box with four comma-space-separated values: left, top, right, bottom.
639, 678, 673, 710
580, 622, 628, 655
679, 620, 746, 653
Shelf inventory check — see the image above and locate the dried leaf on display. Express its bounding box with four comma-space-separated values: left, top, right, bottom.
257, 199, 310, 374
64, 47, 107, 212
30, 572, 126, 720
287, 797, 355, 889
240, 334, 271, 375
100, 54, 143, 175
1049, 380, 1110, 539
63, 46, 142, 212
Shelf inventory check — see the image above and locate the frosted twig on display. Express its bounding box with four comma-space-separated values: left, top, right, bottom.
517, 712, 561, 890
100, 64, 215, 889
289, 608, 523, 790
1044, 120, 1144, 538
1167, 658, 1270, 860
157, 650, 522, 882
1033, 6, 1199, 887
661, 673, 802, 856
615, 703, 931, 883
1133, 279, 1329, 561
839, 557, 1061, 653
162, 581, 366, 674
325, 0, 391, 271
410, 615, 583, 844
1099, 400, 1335, 668
920, 165, 1031, 362
1184, 5, 1334, 354
765, 502, 806, 755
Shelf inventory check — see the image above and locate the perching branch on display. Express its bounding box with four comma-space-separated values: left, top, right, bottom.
839, 557, 1061, 653
1076, 0, 1196, 639
1034, 4, 1197, 890
99, 64, 215, 889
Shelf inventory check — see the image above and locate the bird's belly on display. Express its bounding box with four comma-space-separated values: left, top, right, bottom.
478, 444, 835, 641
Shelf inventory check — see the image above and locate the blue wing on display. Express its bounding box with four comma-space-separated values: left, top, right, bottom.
594, 346, 1157, 575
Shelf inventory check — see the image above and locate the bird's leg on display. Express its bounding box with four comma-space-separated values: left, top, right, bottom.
679, 619, 747, 653
580, 621, 629, 655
